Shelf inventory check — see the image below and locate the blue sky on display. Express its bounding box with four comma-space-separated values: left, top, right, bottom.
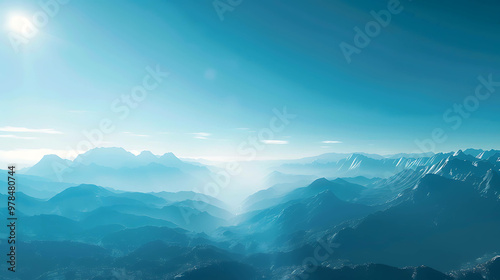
1, 0, 500, 166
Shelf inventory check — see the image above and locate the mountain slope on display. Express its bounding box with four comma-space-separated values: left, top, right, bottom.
245, 178, 365, 211
332, 174, 500, 271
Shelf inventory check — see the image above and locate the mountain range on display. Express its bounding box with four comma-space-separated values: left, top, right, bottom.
3, 147, 500, 279
20, 147, 213, 192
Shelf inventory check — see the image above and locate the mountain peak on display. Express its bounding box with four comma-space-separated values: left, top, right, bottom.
463, 148, 484, 158
161, 152, 178, 157
24, 154, 72, 180
476, 149, 500, 160
448, 150, 478, 162
308, 178, 331, 187
347, 153, 368, 161
39, 154, 65, 162
72, 147, 143, 169
137, 150, 158, 161
138, 150, 156, 157
159, 152, 182, 164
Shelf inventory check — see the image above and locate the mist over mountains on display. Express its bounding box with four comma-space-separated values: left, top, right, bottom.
1, 147, 500, 279
19, 147, 212, 193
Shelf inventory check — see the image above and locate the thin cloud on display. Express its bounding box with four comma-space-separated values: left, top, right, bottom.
322, 140, 342, 144
261, 140, 288, 145
0, 135, 37, 140
0, 126, 63, 134
191, 132, 211, 140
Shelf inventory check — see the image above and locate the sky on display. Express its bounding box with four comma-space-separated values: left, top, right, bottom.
1, 0, 500, 167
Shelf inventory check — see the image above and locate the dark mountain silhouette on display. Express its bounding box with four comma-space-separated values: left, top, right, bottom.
332, 174, 500, 271
299, 264, 453, 280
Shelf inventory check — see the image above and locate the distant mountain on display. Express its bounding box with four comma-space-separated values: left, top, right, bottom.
80, 207, 177, 229
359, 169, 426, 205
339, 175, 382, 186
386, 152, 435, 159
22, 147, 213, 192
277, 152, 452, 179
239, 190, 373, 235
244, 178, 365, 211
357, 151, 500, 205
279, 150, 498, 183
242, 180, 317, 212
168, 200, 233, 220
463, 148, 486, 158
477, 169, 500, 200
476, 149, 500, 160
243, 175, 379, 212
71, 147, 201, 172
151, 190, 227, 210
263, 170, 317, 188
13, 184, 229, 233
159, 151, 185, 167
136, 150, 160, 165
79, 202, 229, 233
73, 147, 138, 169
421, 151, 500, 184
21, 154, 73, 180
284, 152, 387, 165
47, 184, 152, 218
0, 169, 74, 199
8, 147, 500, 279
157, 205, 229, 232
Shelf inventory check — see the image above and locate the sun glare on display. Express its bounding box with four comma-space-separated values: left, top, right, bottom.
8, 14, 32, 34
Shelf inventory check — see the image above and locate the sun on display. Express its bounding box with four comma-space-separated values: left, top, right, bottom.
7, 14, 32, 34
